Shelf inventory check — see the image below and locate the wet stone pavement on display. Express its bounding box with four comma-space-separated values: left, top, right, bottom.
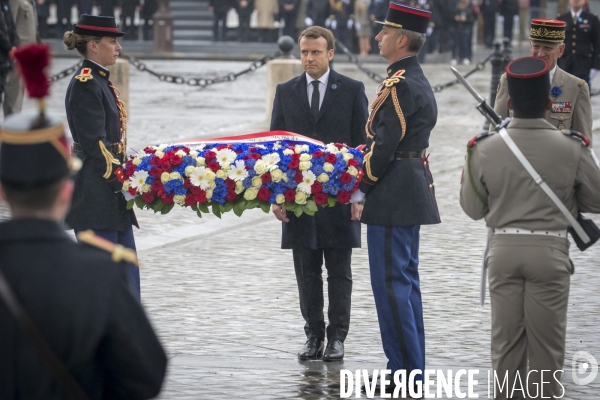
2, 58, 599, 399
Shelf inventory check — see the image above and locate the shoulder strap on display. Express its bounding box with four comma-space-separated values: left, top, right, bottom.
497, 128, 590, 244
0, 270, 90, 400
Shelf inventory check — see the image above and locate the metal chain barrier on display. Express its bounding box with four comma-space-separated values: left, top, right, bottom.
120, 51, 281, 87
335, 40, 386, 83
48, 61, 82, 82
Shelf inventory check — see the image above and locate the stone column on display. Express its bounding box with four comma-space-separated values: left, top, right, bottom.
265, 36, 303, 121
107, 58, 130, 119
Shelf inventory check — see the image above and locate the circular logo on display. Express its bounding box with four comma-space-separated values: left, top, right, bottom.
572, 351, 598, 386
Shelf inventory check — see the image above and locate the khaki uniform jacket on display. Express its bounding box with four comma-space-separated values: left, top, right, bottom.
492, 67, 593, 143
9, 0, 36, 44
461, 118, 600, 230
255, 0, 278, 28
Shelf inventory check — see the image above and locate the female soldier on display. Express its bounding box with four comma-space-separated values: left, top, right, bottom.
63, 14, 140, 299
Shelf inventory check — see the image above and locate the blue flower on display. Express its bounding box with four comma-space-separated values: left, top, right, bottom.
551, 86, 562, 98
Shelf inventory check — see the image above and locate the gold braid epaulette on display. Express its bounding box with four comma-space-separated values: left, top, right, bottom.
365, 70, 407, 140
77, 230, 139, 267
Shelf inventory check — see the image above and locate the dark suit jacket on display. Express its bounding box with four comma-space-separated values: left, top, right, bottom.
0, 0, 19, 69
270, 68, 368, 249
557, 10, 600, 76
0, 219, 167, 399
359, 56, 440, 227
65, 59, 137, 231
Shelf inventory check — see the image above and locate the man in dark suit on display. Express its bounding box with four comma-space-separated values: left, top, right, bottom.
209, 0, 235, 41
236, 0, 254, 41
352, 2, 439, 389
270, 26, 368, 362
557, 0, 600, 88
279, 0, 300, 39
0, 108, 167, 399
306, 0, 330, 27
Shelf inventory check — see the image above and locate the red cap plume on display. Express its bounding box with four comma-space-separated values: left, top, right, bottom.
13, 44, 51, 99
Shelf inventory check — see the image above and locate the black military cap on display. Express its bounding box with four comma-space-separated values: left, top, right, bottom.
529, 18, 566, 43
73, 14, 125, 37
0, 114, 81, 190
376, 2, 432, 34
506, 57, 550, 102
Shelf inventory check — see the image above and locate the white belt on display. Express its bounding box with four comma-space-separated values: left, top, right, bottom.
493, 228, 568, 238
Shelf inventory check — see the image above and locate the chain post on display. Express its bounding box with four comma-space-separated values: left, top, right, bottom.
484, 39, 504, 131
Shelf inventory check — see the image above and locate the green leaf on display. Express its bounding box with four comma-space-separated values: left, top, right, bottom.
285, 202, 297, 211
293, 207, 303, 218
161, 203, 174, 215
212, 205, 222, 219
134, 196, 146, 210
233, 202, 245, 217
260, 201, 271, 214
223, 202, 234, 212
304, 209, 316, 216
153, 201, 164, 212
196, 208, 203, 218
191, 204, 198, 212
126, 199, 135, 210
327, 196, 336, 207
198, 202, 210, 213
305, 199, 318, 212
247, 199, 259, 209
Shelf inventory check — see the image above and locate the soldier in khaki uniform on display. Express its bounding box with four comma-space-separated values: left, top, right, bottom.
492, 19, 593, 143
3, 0, 37, 117
461, 57, 600, 398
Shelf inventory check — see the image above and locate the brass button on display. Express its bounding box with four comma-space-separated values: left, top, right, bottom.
429, 184, 433, 189
572, 42, 577, 46
573, 27, 576, 31
585, 29, 588, 32
573, 34, 576, 38
573, 50, 576, 53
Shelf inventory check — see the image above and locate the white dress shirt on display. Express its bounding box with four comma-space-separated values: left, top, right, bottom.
571, 9, 582, 20
306, 69, 330, 110
549, 64, 557, 84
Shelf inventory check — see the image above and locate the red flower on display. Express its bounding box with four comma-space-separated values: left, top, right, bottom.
291, 153, 301, 161
337, 190, 351, 204
334, 143, 344, 149
204, 151, 216, 160
125, 164, 136, 178
141, 192, 155, 204
226, 192, 238, 203
151, 181, 163, 193
325, 154, 337, 164
340, 172, 352, 184
261, 173, 272, 184
348, 159, 359, 167
250, 153, 262, 160
149, 167, 163, 178
149, 156, 161, 166
162, 193, 174, 205
216, 145, 228, 150
225, 178, 236, 189
189, 185, 202, 195
159, 160, 172, 172
184, 194, 197, 206
257, 187, 271, 201
294, 171, 303, 183
207, 161, 220, 172
288, 160, 299, 169
312, 150, 324, 158
284, 189, 296, 202
195, 191, 207, 203
143, 147, 157, 154
183, 178, 192, 188
314, 193, 328, 205
311, 181, 322, 194
169, 153, 183, 166
128, 187, 137, 196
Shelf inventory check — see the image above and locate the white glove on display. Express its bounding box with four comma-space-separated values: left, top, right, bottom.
121, 189, 136, 201
350, 190, 365, 203
347, 19, 354, 30
331, 19, 337, 30
426, 26, 433, 36
355, 22, 361, 30
305, 17, 313, 26
590, 69, 598, 82
325, 18, 332, 28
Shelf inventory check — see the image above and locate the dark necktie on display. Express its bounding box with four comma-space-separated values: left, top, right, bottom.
310, 80, 320, 118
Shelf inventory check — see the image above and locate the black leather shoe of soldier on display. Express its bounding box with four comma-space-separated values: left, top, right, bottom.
298, 337, 324, 360
322, 339, 344, 362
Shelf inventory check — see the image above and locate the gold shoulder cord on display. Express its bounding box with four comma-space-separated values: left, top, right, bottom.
365, 71, 407, 141
109, 83, 128, 158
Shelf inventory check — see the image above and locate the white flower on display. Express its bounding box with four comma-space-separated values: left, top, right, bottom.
317, 173, 329, 183
343, 152, 353, 161
216, 170, 227, 179
326, 144, 340, 154
323, 162, 334, 172
283, 149, 294, 156
132, 157, 142, 166
271, 168, 284, 182
295, 192, 307, 204
235, 180, 244, 194
122, 180, 130, 190
215, 148, 237, 166
130, 170, 149, 190
221, 162, 231, 171
174, 195, 186, 205
347, 166, 358, 176
299, 161, 312, 171
297, 170, 316, 194
228, 160, 249, 181
244, 188, 258, 200
176, 150, 186, 157
155, 151, 165, 159
196, 157, 206, 166
276, 194, 285, 204
295, 144, 309, 154
189, 150, 199, 158
263, 153, 281, 171
340, 147, 348, 154
161, 172, 170, 183
142, 184, 151, 193
157, 144, 168, 151
169, 172, 182, 181
254, 160, 268, 175
206, 188, 214, 200
299, 153, 311, 162
251, 176, 262, 188
184, 166, 196, 177
189, 166, 215, 190
273, 142, 282, 150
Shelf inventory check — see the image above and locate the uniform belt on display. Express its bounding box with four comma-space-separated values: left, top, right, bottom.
493, 227, 568, 238
395, 149, 426, 160
72, 142, 123, 154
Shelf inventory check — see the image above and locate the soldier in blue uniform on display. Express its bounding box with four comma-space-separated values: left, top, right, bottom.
63, 15, 141, 298
352, 2, 440, 389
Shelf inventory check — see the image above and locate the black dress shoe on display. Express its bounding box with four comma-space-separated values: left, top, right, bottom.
298, 337, 324, 360
322, 339, 344, 362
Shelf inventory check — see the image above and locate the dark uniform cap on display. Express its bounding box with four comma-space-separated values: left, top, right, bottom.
73, 14, 125, 37
376, 2, 432, 34
506, 57, 551, 102
529, 18, 566, 43
0, 113, 81, 190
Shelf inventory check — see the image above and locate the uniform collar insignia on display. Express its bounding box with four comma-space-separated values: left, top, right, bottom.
75, 68, 93, 83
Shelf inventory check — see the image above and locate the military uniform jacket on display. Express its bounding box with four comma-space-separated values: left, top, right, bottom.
460, 118, 600, 229
0, 219, 167, 399
492, 67, 592, 142
557, 10, 600, 76
359, 56, 440, 227
270, 69, 368, 249
65, 59, 137, 231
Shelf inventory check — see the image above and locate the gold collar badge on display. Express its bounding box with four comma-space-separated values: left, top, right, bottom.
75, 68, 93, 83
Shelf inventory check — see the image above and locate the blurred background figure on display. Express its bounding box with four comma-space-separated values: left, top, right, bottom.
450, 0, 476, 65
295, 0, 309, 34
354, 0, 371, 55
0, 0, 19, 112
327, 0, 354, 47
255, 0, 278, 41
54, 0, 73, 38
480, 0, 498, 48
37, 0, 49, 38
98, 0, 116, 17
236, 0, 255, 41
279, 0, 299, 39
4, 0, 37, 117
368, 0, 388, 52
209, 0, 234, 41
500, 0, 518, 42
307, 0, 330, 27
120, 0, 141, 39
77, 0, 91, 14
141, 0, 156, 40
